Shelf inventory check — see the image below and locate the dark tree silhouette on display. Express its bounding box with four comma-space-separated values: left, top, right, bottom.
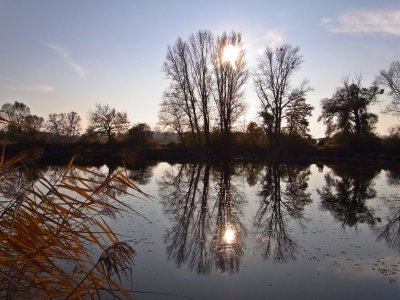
253, 44, 312, 144
318, 75, 383, 136
127, 123, 153, 147
212, 31, 249, 154
160, 30, 249, 150
162, 30, 215, 146
87, 103, 130, 142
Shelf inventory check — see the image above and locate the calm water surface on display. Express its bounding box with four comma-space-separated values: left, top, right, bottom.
93, 162, 400, 299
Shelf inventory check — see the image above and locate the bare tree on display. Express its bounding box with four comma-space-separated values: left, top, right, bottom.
158, 95, 189, 144
161, 30, 217, 147
46, 112, 82, 140
253, 44, 312, 144
189, 30, 214, 146
46, 113, 67, 137
66, 111, 82, 137
375, 61, 400, 117
212, 31, 249, 153
87, 103, 130, 142
162, 38, 202, 145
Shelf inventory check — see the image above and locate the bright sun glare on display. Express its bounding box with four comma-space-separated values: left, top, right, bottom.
222, 45, 239, 67
224, 228, 235, 244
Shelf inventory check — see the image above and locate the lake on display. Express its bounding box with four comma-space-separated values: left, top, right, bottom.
104, 160, 400, 300
3, 160, 400, 299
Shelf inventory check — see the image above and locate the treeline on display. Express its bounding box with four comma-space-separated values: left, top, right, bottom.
0, 102, 158, 148
157, 29, 400, 156
1, 29, 400, 159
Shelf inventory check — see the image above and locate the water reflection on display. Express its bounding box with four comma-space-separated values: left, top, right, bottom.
128, 162, 156, 185
253, 163, 312, 263
375, 169, 400, 251
317, 166, 378, 230
158, 162, 247, 275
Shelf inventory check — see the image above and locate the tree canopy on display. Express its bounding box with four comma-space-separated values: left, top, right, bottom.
87, 103, 130, 142
318, 75, 383, 136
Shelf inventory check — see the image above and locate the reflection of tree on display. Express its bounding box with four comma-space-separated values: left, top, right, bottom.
242, 162, 264, 187
253, 163, 312, 263
375, 197, 400, 251
158, 162, 247, 275
375, 168, 400, 251
317, 166, 378, 229
386, 168, 400, 187
128, 162, 155, 185
211, 162, 247, 275
0, 150, 45, 200
159, 163, 212, 274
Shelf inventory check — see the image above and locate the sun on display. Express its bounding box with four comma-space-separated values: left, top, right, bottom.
222, 45, 239, 67
224, 228, 235, 244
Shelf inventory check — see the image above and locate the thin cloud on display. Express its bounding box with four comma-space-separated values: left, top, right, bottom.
1, 85, 55, 92
324, 10, 400, 36
45, 43, 86, 77
320, 17, 331, 25
264, 30, 285, 46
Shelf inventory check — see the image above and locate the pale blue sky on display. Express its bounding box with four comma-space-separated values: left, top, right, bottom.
1, 1, 399, 138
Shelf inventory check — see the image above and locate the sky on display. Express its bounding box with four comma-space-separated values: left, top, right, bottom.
0, 0, 399, 138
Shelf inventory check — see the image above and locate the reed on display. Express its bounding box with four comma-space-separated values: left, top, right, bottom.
0, 115, 151, 299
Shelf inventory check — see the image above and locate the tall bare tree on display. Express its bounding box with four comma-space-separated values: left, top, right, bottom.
189, 30, 214, 146
162, 37, 202, 145
212, 31, 249, 152
375, 61, 400, 117
87, 103, 130, 142
253, 44, 312, 144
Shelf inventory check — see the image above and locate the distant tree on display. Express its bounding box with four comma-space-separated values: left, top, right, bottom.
158, 92, 189, 144
375, 61, 400, 117
25, 114, 45, 141
284, 97, 314, 138
318, 75, 383, 136
87, 103, 130, 142
259, 111, 275, 144
127, 123, 153, 146
1, 101, 31, 138
25, 115, 44, 132
46, 113, 67, 137
245, 121, 265, 147
65, 111, 82, 137
253, 44, 312, 144
1, 101, 30, 125
212, 31, 249, 153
